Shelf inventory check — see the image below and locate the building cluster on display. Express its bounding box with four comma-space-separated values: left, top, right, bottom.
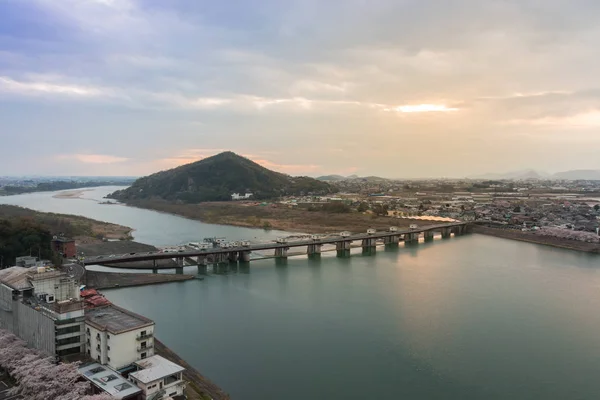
275, 179, 600, 236
0, 264, 187, 400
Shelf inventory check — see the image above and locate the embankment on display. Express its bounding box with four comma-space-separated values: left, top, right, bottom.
472, 225, 600, 253
85, 270, 195, 289
79, 241, 177, 268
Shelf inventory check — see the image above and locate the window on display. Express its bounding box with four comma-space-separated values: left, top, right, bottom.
86, 328, 90, 335
107, 357, 111, 362
141, 341, 147, 349
141, 352, 147, 359
107, 334, 110, 339
96, 356, 100, 362
140, 330, 146, 336
107, 345, 111, 351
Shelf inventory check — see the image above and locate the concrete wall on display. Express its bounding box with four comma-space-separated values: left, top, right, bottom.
0, 285, 16, 333
15, 302, 56, 356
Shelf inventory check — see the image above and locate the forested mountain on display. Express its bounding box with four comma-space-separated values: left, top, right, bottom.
108, 152, 333, 203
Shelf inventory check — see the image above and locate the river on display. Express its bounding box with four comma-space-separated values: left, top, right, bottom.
3, 188, 600, 399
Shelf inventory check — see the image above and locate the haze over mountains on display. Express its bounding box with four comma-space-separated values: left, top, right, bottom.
317, 169, 600, 181
468, 169, 600, 180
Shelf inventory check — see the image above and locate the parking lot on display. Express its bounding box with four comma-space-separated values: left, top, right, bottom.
0, 371, 23, 400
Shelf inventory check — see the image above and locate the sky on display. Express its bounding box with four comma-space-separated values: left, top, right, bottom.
1, 0, 600, 178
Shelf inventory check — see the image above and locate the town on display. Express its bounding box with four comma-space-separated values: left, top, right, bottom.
0, 255, 225, 400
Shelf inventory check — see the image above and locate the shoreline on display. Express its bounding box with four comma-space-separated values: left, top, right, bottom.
52, 189, 93, 199
122, 199, 447, 234
472, 225, 600, 253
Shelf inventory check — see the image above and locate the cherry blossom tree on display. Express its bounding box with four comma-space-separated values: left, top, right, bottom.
537, 227, 600, 243
0, 329, 114, 399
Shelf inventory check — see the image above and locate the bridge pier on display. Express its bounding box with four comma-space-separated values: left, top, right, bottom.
361, 238, 377, 248
197, 264, 207, 275
424, 230, 434, 241
152, 268, 158, 274
384, 235, 400, 245
239, 251, 251, 263
336, 249, 351, 258
441, 227, 452, 238
175, 267, 184, 274
336, 241, 352, 251
196, 256, 207, 266
404, 232, 419, 243
228, 251, 239, 263
362, 247, 376, 256
307, 244, 322, 255
274, 247, 289, 258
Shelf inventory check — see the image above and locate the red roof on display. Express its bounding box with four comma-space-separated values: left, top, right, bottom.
85, 295, 111, 308
80, 289, 99, 298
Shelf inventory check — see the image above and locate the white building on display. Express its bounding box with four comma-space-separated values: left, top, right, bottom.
79, 363, 143, 400
85, 304, 155, 371
128, 355, 186, 400
0, 266, 86, 358
231, 192, 253, 200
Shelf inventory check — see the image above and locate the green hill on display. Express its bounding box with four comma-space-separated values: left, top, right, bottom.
108, 152, 334, 203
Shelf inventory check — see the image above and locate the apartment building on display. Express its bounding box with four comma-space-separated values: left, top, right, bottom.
0, 266, 85, 358
85, 304, 155, 371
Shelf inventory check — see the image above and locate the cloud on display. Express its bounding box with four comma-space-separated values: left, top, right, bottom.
0, 76, 107, 97
2, 0, 600, 176
384, 104, 459, 113
56, 154, 129, 164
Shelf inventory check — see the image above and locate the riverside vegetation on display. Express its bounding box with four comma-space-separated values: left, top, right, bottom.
0, 205, 132, 265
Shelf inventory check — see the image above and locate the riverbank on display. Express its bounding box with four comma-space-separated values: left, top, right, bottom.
124, 200, 429, 234
472, 225, 600, 253
0, 204, 133, 243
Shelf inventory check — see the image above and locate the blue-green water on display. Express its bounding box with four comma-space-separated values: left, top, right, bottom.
105, 236, 600, 400
3, 188, 600, 399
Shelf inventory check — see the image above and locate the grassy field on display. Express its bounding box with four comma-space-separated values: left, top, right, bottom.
0, 205, 132, 243
126, 200, 427, 234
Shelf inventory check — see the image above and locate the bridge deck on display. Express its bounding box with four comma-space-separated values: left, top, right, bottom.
92, 223, 466, 265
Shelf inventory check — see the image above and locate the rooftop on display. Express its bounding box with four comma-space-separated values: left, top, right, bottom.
79, 363, 142, 399
85, 304, 154, 334
0, 266, 33, 290
130, 355, 185, 384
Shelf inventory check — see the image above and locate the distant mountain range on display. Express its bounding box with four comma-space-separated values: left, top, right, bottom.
108, 151, 333, 203
469, 169, 600, 180
316, 174, 385, 182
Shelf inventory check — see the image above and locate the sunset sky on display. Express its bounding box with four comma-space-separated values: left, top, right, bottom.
1, 0, 600, 178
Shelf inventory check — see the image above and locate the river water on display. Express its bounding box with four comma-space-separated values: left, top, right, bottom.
3, 188, 600, 399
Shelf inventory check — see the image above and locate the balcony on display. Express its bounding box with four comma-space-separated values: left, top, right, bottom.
137, 344, 154, 352
136, 332, 153, 341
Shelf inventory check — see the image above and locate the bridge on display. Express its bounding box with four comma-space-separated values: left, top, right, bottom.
87, 222, 469, 270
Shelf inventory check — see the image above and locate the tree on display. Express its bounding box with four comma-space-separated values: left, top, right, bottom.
357, 202, 369, 213
0, 329, 114, 400
513, 206, 521, 213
